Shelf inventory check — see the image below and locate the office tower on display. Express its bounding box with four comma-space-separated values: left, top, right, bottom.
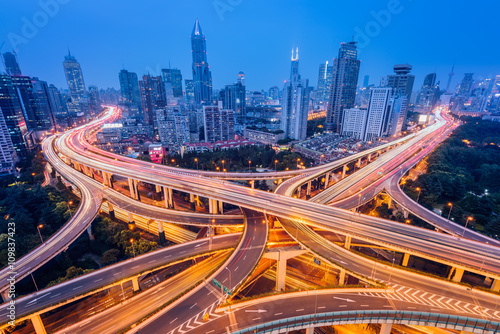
416, 73, 438, 109
363, 75, 370, 88
11, 76, 55, 131
385, 64, 415, 100
47, 84, 69, 118
2, 52, 22, 76
222, 75, 246, 128
156, 107, 190, 148
457, 73, 474, 96
268, 86, 280, 100
119, 69, 142, 107
317, 61, 333, 102
446, 63, 455, 92
139, 74, 165, 129
386, 93, 408, 137
191, 19, 213, 104
88, 85, 101, 116
63, 51, 86, 103
0, 107, 17, 175
237, 71, 245, 86
0, 75, 29, 156
204, 102, 235, 142
185, 79, 195, 103
326, 41, 361, 133
161, 68, 183, 98
341, 108, 368, 140
280, 48, 310, 141
364, 87, 393, 142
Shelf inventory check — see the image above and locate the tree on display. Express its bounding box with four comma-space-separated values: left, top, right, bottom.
101, 249, 120, 266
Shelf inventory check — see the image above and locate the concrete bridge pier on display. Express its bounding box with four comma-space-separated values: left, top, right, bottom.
338, 269, 346, 286
131, 276, 140, 292
263, 248, 307, 291
401, 253, 410, 267
218, 200, 224, 214
86, 225, 94, 241
342, 164, 347, 179
157, 221, 166, 245
30, 314, 47, 334
305, 327, 314, 334
107, 202, 115, 220
189, 193, 196, 211
380, 323, 392, 334
448, 267, 464, 283
209, 198, 218, 214
127, 212, 136, 230
0, 289, 10, 303
306, 181, 311, 199
490, 279, 500, 292
403, 209, 409, 219
324, 172, 330, 190
344, 236, 352, 250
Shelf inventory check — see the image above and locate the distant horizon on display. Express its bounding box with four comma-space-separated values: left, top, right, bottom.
1, 1, 498, 92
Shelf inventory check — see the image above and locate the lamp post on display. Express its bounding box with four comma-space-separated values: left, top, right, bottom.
248, 160, 251, 172
480, 242, 489, 271
222, 160, 225, 172
36, 224, 44, 243
194, 158, 198, 170
447, 202, 453, 220
274, 159, 278, 172
416, 187, 421, 203
67, 201, 73, 218
130, 239, 136, 258
224, 267, 232, 295
462, 216, 473, 238
28, 271, 39, 291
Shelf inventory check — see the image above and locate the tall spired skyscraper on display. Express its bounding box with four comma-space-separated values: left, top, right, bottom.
326, 41, 361, 133
63, 51, 86, 100
191, 19, 212, 104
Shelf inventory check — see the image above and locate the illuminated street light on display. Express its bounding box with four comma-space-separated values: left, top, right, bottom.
130, 238, 136, 257
462, 216, 473, 238
416, 187, 422, 203
274, 159, 278, 172
447, 203, 453, 220
194, 158, 199, 170
37, 224, 44, 243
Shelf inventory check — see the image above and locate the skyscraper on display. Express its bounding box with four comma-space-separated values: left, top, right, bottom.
364, 87, 393, 142
2, 52, 22, 76
191, 19, 213, 104
185, 79, 195, 103
139, 74, 165, 129
63, 51, 86, 101
0, 107, 17, 175
363, 75, 370, 88
385, 64, 415, 100
416, 73, 439, 109
222, 74, 246, 129
47, 84, 68, 118
280, 48, 310, 141
457, 73, 474, 96
119, 69, 142, 107
317, 61, 333, 102
0, 74, 29, 156
204, 102, 235, 142
161, 68, 183, 98
326, 41, 361, 133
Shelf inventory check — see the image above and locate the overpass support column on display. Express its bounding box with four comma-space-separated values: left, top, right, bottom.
357, 157, 362, 168
342, 165, 347, 179
133, 180, 141, 201
305, 327, 314, 334
209, 199, 218, 214
0, 289, 10, 302
218, 200, 224, 214
324, 172, 330, 189
402, 253, 410, 267
387, 196, 392, 209
162, 187, 172, 209
448, 267, 464, 282
189, 193, 196, 211
86, 225, 94, 241
30, 314, 47, 334
131, 277, 140, 292
251, 180, 255, 189
128, 212, 135, 230
276, 255, 287, 291
367, 153, 372, 163
155, 184, 162, 201
380, 323, 392, 334
344, 236, 351, 250
490, 279, 500, 292
338, 269, 346, 286
297, 185, 301, 198
128, 178, 136, 199
403, 209, 409, 219
157, 221, 165, 245
168, 188, 173, 208
306, 181, 311, 199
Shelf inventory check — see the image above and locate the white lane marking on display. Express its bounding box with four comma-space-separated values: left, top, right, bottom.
190, 303, 197, 309
296, 309, 304, 312
170, 318, 178, 324
113, 272, 122, 276
94, 278, 103, 282
50, 293, 61, 299
73, 285, 83, 290
274, 312, 283, 316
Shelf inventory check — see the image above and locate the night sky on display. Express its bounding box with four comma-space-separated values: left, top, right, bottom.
1, 0, 498, 92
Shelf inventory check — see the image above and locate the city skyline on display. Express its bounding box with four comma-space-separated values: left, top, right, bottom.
1, 1, 499, 92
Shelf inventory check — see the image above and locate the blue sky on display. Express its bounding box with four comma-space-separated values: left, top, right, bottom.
1, 0, 498, 92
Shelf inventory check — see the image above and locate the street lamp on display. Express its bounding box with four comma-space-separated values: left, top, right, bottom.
416, 187, 422, 203
194, 158, 198, 170
224, 267, 232, 296
447, 203, 453, 220
462, 216, 473, 238
67, 201, 74, 218
248, 160, 251, 172
37, 224, 44, 243
221, 160, 225, 171
274, 159, 278, 172
130, 238, 136, 257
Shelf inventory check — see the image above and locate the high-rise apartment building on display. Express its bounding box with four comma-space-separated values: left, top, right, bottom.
457, 73, 474, 96
416, 73, 439, 109
119, 69, 142, 107
280, 48, 310, 141
156, 107, 190, 148
47, 84, 68, 118
326, 41, 361, 133
385, 64, 415, 101
341, 108, 368, 140
221, 75, 246, 129
204, 102, 235, 142
2, 52, 22, 76
185, 79, 195, 103
191, 19, 212, 104
0, 107, 17, 175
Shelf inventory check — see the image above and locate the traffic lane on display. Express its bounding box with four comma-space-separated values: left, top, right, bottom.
60, 252, 229, 334
279, 219, 500, 314
137, 208, 268, 334
0, 234, 239, 323
201, 291, 483, 334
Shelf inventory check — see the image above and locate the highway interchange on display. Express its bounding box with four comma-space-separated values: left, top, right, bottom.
2, 106, 500, 333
